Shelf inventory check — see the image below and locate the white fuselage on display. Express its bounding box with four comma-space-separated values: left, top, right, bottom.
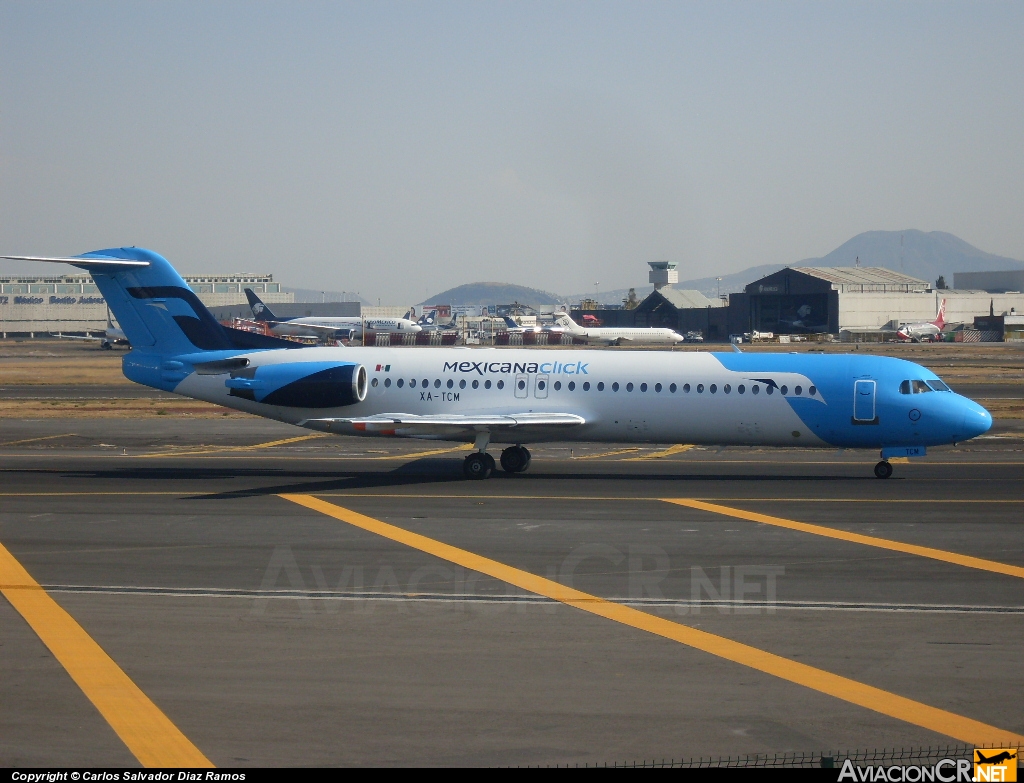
172, 346, 826, 447
269, 317, 421, 337
573, 327, 683, 345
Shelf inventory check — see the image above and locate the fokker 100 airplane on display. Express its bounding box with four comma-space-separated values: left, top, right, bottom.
2, 249, 992, 480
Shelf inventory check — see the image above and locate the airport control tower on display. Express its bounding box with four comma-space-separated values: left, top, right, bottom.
648, 261, 678, 290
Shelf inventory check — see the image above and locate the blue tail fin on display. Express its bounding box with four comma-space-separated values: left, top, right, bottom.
244, 288, 279, 322
10, 247, 296, 356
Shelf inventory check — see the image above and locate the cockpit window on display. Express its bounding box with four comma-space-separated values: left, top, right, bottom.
926, 380, 951, 392
900, 380, 936, 394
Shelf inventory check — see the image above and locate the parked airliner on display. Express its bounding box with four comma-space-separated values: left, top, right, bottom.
245, 289, 421, 339
2, 249, 992, 480
553, 313, 684, 345
897, 299, 947, 342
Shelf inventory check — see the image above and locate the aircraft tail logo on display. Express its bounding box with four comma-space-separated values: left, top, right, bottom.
244, 288, 278, 322
933, 298, 947, 330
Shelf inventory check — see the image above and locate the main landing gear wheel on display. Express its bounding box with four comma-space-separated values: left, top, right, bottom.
874, 460, 893, 479
500, 446, 532, 474
463, 452, 495, 480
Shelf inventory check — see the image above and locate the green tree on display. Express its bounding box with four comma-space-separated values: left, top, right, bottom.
623, 288, 639, 309
935, 276, 948, 290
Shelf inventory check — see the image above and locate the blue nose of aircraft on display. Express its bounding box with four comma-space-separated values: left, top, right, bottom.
961, 401, 993, 441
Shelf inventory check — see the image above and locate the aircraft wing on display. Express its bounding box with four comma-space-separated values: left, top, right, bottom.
300, 412, 585, 437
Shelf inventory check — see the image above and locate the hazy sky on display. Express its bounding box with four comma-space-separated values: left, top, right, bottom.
2, 2, 1022, 303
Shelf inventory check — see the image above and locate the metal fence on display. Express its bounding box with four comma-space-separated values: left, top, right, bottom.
540, 743, 1021, 768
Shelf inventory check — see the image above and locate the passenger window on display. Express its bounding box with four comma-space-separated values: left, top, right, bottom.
472, 380, 479, 389
612, 382, 620, 392
655, 383, 662, 392
447, 379, 454, 389
669, 383, 676, 393
434, 379, 441, 388
697, 384, 704, 393
497, 380, 504, 389
397, 378, 405, 388
371, 378, 379, 387
640, 383, 647, 392
626, 382, 633, 392
517, 379, 526, 390
422, 379, 429, 388
794, 385, 802, 395
384, 378, 391, 388
537, 380, 546, 390
738, 384, 745, 394
683, 383, 690, 393
459, 379, 466, 389
780, 385, 787, 395
582, 382, 589, 391
568, 381, 575, 391
766, 386, 774, 395
597, 382, 604, 391
808, 386, 816, 396
927, 380, 950, 392
709, 384, 717, 394
752, 385, 759, 395
485, 380, 492, 389
554, 381, 561, 390
724, 384, 731, 393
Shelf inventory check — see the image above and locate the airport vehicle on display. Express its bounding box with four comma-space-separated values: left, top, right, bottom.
244, 289, 421, 339
897, 299, 946, 342
2, 249, 993, 480
552, 313, 684, 346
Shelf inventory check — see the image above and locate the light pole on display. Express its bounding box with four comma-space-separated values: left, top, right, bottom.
716, 277, 722, 300
594, 282, 599, 304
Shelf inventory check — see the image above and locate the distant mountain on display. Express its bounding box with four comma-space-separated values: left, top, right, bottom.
798, 230, 1024, 285
284, 286, 369, 304
420, 282, 563, 307
674, 231, 1024, 298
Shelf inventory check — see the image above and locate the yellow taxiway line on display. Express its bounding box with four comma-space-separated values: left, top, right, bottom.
573, 447, 641, 459
0, 542, 212, 768
624, 444, 694, 460
0, 433, 77, 446
364, 443, 474, 460
279, 493, 1024, 746
663, 498, 1024, 580
136, 433, 329, 458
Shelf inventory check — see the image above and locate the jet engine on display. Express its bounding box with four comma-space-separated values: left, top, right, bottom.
224, 361, 368, 408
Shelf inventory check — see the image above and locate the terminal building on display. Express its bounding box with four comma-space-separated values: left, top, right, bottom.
0, 273, 293, 336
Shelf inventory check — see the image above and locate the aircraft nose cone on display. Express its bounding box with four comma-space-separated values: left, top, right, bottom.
962, 402, 993, 440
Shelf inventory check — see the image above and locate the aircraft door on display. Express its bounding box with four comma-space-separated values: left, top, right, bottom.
514, 373, 529, 399
853, 380, 878, 424
534, 374, 549, 399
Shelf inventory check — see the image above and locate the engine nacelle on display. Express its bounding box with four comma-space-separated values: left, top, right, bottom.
225, 361, 368, 408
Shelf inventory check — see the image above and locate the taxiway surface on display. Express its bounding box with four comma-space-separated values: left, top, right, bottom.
2, 419, 1023, 766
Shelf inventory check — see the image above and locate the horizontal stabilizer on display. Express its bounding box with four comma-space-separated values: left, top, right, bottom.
1, 254, 150, 269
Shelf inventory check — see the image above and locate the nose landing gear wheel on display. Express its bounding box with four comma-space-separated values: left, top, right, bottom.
874, 460, 893, 479
500, 446, 532, 474
463, 452, 494, 480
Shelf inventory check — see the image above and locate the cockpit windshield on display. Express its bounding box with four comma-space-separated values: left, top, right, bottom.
899, 379, 951, 394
